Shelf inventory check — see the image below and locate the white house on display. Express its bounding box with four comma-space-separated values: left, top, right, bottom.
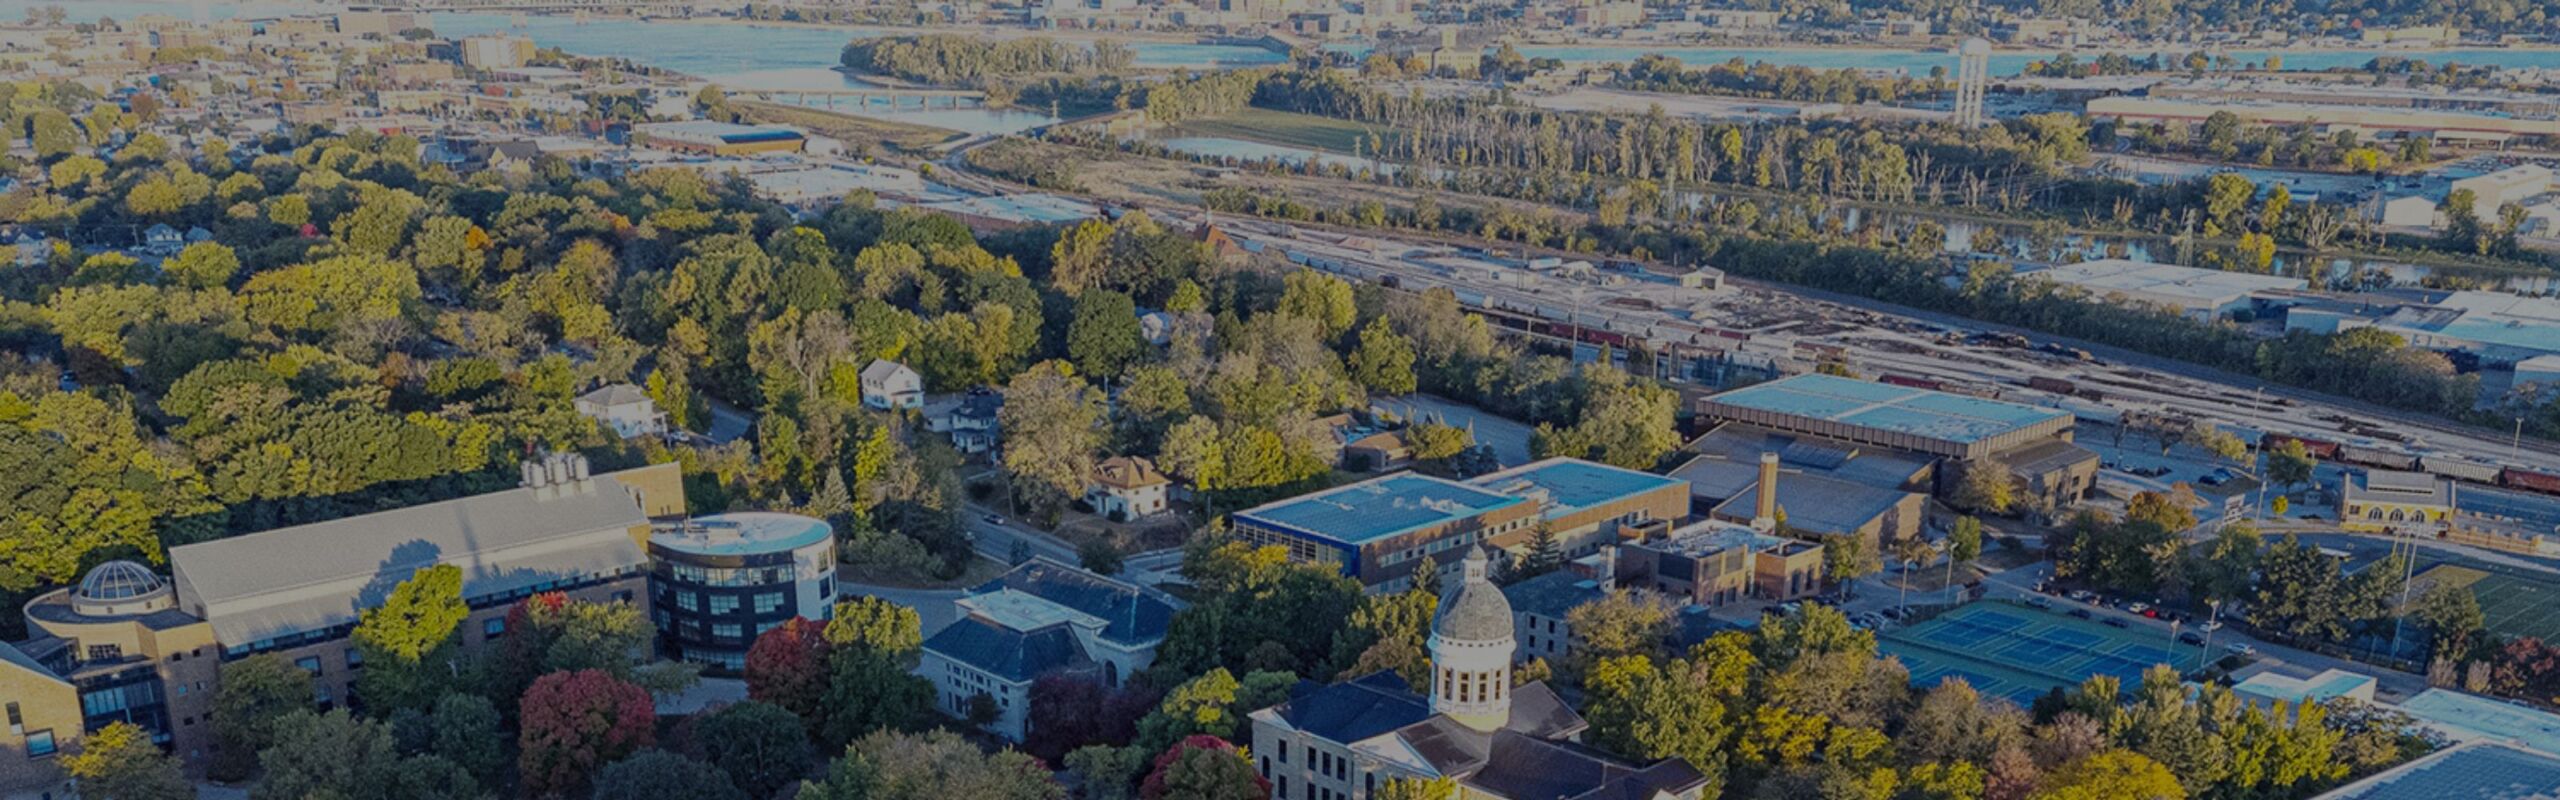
142, 223, 183, 255
916, 558, 1177, 740
14, 233, 50, 267
858, 359, 923, 411
573, 383, 667, 439
1084, 456, 1170, 521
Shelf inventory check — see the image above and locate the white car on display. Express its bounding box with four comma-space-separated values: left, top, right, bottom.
2225, 643, 2256, 656
2200, 620, 2224, 632
2127, 602, 2151, 614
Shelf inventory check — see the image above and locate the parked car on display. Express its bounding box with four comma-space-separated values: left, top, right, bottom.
2200, 620, 2224, 632
2178, 632, 2205, 645
983, 514, 1006, 525
2067, 608, 2093, 620
2104, 617, 2131, 629
2226, 643, 2256, 656
2025, 597, 2053, 610
2127, 602, 2151, 614
2068, 590, 2094, 601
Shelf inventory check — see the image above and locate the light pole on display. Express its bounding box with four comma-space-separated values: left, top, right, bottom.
2197, 599, 2222, 670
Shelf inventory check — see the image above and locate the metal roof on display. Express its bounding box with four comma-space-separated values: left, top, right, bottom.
1467, 458, 1684, 519
168, 472, 654, 648
2315, 741, 2560, 800
1234, 472, 1526, 546
1703, 374, 2068, 446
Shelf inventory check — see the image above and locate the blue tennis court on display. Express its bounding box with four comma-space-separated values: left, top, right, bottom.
1881, 600, 2209, 704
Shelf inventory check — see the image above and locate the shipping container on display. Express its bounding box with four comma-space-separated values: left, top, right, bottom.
2419, 455, 2504, 484
2338, 445, 2419, 471
2028, 376, 2077, 394
2260, 433, 2342, 460
2503, 468, 2560, 495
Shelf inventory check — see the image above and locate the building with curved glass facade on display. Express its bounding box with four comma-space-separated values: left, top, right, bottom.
650, 512, 837, 671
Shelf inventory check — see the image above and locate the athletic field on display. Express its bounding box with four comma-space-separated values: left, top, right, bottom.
2410, 563, 2560, 643
1880, 600, 2209, 705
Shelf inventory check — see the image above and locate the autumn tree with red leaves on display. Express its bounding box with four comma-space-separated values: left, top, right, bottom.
1023, 673, 1156, 764
1139, 735, 1268, 800
746, 616, 831, 727
519, 669, 656, 798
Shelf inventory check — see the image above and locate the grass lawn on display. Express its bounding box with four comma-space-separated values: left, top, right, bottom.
1170, 108, 1405, 155
2413, 563, 2560, 642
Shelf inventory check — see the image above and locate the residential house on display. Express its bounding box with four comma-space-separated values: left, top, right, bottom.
142, 223, 183, 255
1085, 456, 1170, 521
938, 388, 1004, 456
859, 360, 924, 411
574, 383, 668, 439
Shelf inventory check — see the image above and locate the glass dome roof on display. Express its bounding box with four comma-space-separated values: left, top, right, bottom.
76, 560, 167, 602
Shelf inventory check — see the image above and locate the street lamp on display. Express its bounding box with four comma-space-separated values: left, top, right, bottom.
2197, 599, 2222, 671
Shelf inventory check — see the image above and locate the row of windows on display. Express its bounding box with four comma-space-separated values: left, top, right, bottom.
662, 562, 798, 588
227, 571, 639, 659
1376, 518, 1531, 568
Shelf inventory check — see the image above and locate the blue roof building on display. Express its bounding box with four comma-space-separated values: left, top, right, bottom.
1233, 459, 1688, 594
2311, 740, 2560, 800
1699, 373, 2075, 460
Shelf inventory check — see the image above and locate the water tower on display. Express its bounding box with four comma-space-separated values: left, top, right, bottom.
1955, 37, 1990, 129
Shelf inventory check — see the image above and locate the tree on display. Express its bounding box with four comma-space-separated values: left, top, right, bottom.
2266, 439, 2315, 493
1375, 776, 1458, 800
1067, 290, 1144, 379
798, 730, 1062, 800
1276, 271, 1357, 341
253, 710, 471, 800
426, 694, 508, 787
590, 750, 744, 800
210, 654, 314, 781
1026, 674, 1152, 763
1955, 462, 2017, 514
1822, 532, 1882, 593
353, 564, 468, 713
2413, 581, 2484, 661
1135, 668, 1293, 754
62, 722, 190, 800
1139, 736, 1268, 800
162, 241, 241, 289
746, 617, 832, 725
825, 596, 924, 655
999, 361, 1106, 518
1081, 538, 1126, 575
821, 645, 935, 746
2186, 422, 2248, 467
1947, 516, 1984, 587
690, 700, 810, 799
1348, 317, 1418, 396
2029, 750, 2185, 800
1564, 590, 1675, 674
1581, 654, 1732, 788
519, 669, 657, 798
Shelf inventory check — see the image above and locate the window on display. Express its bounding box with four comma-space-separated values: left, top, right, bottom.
713, 624, 743, 639
295, 656, 322, 676
711, 594, 740, 614
484, 617, 507, 640
346, 648, 364, 669
754, 592, 785, 613
25, 729, 55, 757
676, 591, 699, 611
5, 701, 20, 734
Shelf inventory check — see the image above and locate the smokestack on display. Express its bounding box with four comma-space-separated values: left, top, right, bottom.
1752, 452, 1780, 533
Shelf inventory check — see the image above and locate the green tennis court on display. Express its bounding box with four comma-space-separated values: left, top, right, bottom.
1881, 600, 2208, 705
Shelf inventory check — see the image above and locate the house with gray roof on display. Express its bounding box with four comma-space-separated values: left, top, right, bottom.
917, 557, 1178, 740
574, 382, 667, 439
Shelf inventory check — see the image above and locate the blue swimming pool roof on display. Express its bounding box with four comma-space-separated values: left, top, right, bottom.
1470, 458, 1684, 517
1234, 473, 1526, 546
1704, 374, 2068, 445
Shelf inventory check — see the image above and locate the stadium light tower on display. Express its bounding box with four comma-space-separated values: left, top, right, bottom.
1955, 37, 1991, 129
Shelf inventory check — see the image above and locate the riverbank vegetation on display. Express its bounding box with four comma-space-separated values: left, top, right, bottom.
840, 34, 1134, 85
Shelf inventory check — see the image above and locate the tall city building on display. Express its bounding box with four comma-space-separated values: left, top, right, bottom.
1955, 37, 1990, 129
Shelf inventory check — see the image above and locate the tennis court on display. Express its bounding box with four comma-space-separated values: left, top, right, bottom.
1880, 601, 2208, 705
2412, 563, 2560, 643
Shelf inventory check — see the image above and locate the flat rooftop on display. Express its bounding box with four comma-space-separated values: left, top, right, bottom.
650, 512, 831, 557
1469, 457, 1684, 519
2313, 740, 2560, 800
2398, 688, 2560, 756
921, 193, 1099, 225
1702, 374, 2069, 446
2233, 667, 2377, 705
1234, 473, 1527, 546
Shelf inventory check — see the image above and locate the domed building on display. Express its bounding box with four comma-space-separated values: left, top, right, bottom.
1248, 547, 1711, 800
